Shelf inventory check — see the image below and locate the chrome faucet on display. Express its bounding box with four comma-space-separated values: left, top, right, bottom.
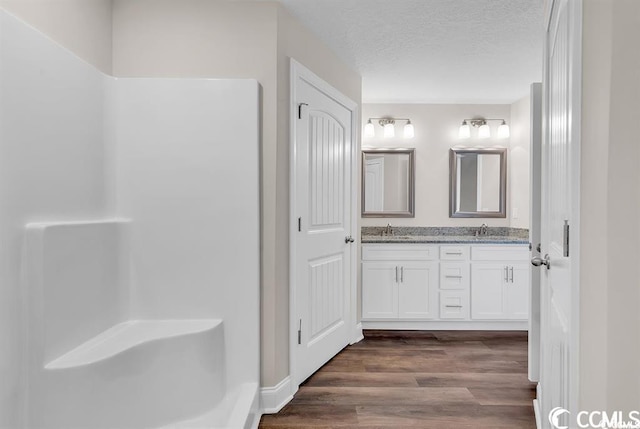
477, 223, 488, 236
383, 223, 393, 236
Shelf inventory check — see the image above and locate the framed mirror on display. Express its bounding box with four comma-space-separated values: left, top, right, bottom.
362, 148, 415, 217
449, 148, 507, 218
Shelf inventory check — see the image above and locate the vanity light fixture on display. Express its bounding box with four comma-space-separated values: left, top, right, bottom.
404, 120, 415, 138
497, 120, 510, 139
364, 119, 375, 138
458, 120, 471, 139
478, 122, 491, 139
458, 118, 510, 139
382, 119, 395, 138
363, 117, 415, 139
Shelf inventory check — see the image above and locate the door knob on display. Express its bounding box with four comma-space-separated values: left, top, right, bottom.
345, 236, 355, 244
531, 254, 551, 270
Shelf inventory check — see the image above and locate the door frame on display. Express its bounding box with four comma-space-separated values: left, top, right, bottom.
529, 82, 542, 384
289, 59, 360, 390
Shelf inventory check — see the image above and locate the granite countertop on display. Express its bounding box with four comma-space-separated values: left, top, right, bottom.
361, 226, 530, 245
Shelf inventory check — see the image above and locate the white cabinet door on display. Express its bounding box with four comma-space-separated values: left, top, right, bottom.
362, 262, 398, 319
471, 263, 507, 319
398, 262, 438, 319
471, 262, 530, 320
506, 263, 530, 320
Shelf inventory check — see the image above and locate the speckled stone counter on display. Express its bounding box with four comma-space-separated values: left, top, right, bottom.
361, 226, 529, 245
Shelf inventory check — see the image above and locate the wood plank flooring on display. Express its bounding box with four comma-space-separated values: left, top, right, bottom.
259, 330, 536, 429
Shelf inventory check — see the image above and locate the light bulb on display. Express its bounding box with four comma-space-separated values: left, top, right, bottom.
403, 121, 414, 139
478, 123, 491, 139
383, 122, 395, 138
497, 121, 510, 139
458, 121, 470, 139
364, 120, 375, 138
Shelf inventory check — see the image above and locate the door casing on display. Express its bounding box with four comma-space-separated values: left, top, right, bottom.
288, 59, 360, 391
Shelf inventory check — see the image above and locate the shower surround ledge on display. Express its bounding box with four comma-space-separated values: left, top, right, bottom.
23, 220, 258, 429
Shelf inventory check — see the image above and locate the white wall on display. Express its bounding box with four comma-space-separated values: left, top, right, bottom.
579, 0, 640, 412
604, 0, 640, 411
579, 0, 611, 411
361, 103, 530, 228
0, 0, 112, 73
0, 10, 109, 428
509, 95, 531, 229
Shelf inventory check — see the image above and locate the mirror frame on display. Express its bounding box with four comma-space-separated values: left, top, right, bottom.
449, 148, 507, 218
361, 148, 415, 218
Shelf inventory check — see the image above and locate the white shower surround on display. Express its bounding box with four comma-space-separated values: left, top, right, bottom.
1, 9, 260, 429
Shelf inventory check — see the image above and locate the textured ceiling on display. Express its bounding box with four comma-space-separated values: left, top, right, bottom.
273, 0, 544, 104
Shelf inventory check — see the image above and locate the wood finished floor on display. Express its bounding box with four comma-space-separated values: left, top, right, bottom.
259, 330, 536, 429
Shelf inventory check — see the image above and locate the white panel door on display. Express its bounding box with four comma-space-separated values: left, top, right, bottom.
398, 262, 437, 319
539, 0, 580, 426
471, 263, 506, 319
293, 69, 354, 384
361, 262, 398, 319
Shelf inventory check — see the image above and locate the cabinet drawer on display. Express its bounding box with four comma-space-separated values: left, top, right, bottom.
362, 244, 438, 261
440, 290, 469, 319
440, 262, 469, 290
440, 245, 469, 260
471, 245, 529, 261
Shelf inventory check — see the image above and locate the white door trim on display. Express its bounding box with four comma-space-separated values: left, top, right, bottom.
288, 58, 359, 392
529, 82, 542, 384
567, 0, 582, 416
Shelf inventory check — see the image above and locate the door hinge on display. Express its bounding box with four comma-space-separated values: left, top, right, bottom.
298, 217, 302, 232
563, 220, 570, 257
297, 319, 302, 345
298, 103, 308, 119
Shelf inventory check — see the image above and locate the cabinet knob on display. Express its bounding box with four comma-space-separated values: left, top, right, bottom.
345, 236, 355, 244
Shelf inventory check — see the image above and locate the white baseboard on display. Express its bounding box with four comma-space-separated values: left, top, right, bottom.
361, 320, 529, 331
260, 376, 295, 414
534, 383, 541, 428
351, 322, 364, 344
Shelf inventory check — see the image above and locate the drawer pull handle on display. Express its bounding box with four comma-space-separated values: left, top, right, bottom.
445, 305, 463, 308
445, 275, 463, 279
445, 252, 463, 255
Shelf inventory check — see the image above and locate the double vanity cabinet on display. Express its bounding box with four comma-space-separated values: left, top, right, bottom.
361, 235, 530, 330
